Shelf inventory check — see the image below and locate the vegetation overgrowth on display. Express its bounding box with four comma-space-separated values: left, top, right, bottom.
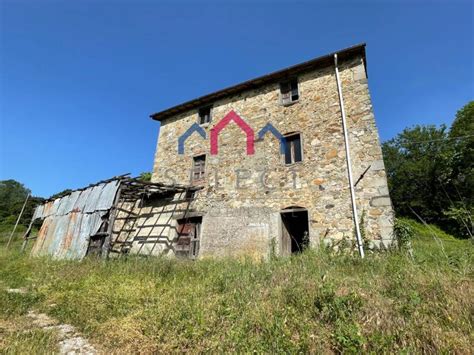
1, 219, 472, 353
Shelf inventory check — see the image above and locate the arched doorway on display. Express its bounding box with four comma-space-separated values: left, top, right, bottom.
280, 206, 309, 256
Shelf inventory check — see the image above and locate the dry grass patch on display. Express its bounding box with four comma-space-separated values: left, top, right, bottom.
0, 219, 472, 352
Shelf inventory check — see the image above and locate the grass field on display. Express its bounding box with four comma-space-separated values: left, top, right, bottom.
0, 219, 472, 353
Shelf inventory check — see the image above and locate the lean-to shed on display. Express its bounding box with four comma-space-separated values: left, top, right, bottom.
24, 176, 201, 260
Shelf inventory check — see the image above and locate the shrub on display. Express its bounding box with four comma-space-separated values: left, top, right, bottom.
394, 218, 414, 250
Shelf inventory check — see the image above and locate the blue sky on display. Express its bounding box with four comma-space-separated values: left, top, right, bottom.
0, 0, 472, 197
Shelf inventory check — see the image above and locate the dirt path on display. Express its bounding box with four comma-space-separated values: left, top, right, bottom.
26, 310, 97, 354
6, 288, 97, 354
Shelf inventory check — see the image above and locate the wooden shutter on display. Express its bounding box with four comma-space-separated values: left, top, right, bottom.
290, 80, 299, 101
283, 134, 302, 164
280, 82, 291, 105
293, 134, 302, 162
192, 155, 206, 181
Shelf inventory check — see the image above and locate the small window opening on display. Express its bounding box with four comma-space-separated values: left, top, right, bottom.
192, 155, 206, 181
280, 79, 299, 105
283, 133, 302, 164
185, 189, 196, 200
198, 106, 212, 125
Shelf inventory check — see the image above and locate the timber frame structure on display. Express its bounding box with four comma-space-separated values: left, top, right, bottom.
107, 176, 202, 258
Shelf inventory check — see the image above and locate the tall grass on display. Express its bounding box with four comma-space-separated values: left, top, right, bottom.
0, 219, 472, 353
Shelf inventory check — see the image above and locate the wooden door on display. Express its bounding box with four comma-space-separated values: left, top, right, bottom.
176, 218, 201, 259
281, 215, 291, 256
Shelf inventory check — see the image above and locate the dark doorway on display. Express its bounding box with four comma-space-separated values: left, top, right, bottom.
86, 216, 109, 257
87, 234, 106, 256
280, 207, 309, 255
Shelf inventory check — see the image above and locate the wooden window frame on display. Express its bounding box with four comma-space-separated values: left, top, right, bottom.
282, 132, 303, 165
279, 78, 299, 106
198, 106, 212, 126
191, 154, 206, 182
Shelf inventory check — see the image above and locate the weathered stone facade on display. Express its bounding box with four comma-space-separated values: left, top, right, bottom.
150, 45, 394, 258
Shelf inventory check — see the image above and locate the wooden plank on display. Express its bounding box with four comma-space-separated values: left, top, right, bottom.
101, 184, 122, 259
7, 194, 30, 249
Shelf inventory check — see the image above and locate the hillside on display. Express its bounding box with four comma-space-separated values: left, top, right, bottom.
0, 219, 472, 353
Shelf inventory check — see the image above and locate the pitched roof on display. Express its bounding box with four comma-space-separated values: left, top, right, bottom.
150, 43, 366, 121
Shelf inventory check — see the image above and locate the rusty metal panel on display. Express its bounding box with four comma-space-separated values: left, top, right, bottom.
30, 179, 121, 260
32, 205, 44, 220
64, 190, 81, 214
63, 212, 84, 259
55, 211, 81, 259
31, 216, 52, 256
48, 214, 70, 257
43, 216, 59, 256
49, 198, 61, 216
73, 189, 91, 212
56, 196, 70, 216
68, 212, 103, 259
96, 180, 119, 211
32, 216, 58, 256
42, 201, 54, 218
84, 184, 104, 213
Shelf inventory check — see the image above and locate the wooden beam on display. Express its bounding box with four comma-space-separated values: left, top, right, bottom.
7, 194, 30, 249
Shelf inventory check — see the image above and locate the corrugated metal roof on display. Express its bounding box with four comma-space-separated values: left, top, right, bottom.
49, 199, 61, 216
73, 189, 91, 212
30, 180, 120, 260
63, 190, 81, 214
84, 184, 104, 213
96, 180, 119, 210
32, 204, 43, 220
42, 201, 54, 218
56, 195, 71, 216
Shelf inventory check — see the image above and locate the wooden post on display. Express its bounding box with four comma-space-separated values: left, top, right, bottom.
6, 194, 30, 249
101, 184, 122, 259
20, 218, 35, 252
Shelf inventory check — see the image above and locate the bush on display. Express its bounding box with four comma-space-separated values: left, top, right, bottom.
394, 218, 414, 250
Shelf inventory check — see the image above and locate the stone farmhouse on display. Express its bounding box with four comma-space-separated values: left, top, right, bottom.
147, 43, 394, 258
26, 43, 394, 260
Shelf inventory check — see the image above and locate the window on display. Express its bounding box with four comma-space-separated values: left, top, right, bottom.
185, 189, 196, 200
192, 155, 206, 181
283, 133, 302, 164
198, 106, 212, 125
280, 79, 299, 105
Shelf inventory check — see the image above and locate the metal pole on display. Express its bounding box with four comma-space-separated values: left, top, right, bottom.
6, 193, 30, 249
334, 54, 365, 258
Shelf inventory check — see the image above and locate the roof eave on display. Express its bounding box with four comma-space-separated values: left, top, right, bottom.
150, 43, 366, 122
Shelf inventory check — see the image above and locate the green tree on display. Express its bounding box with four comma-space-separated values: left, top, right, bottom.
448, 102, 474, 206
0, 180, 44, 227
138, 172, 152, 182
382, 101, 474, 238
382, 124, 452, 222
49, 189, 73, 200
444, 101, 474, 236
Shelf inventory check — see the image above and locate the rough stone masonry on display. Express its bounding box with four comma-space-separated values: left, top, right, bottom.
150, 43, 394, 258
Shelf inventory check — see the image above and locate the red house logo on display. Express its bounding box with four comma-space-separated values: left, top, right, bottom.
177, 110, 285, 155
210, 111, 254, 155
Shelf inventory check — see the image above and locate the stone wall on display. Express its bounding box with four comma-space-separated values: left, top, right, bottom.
151, 55, 394, 258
